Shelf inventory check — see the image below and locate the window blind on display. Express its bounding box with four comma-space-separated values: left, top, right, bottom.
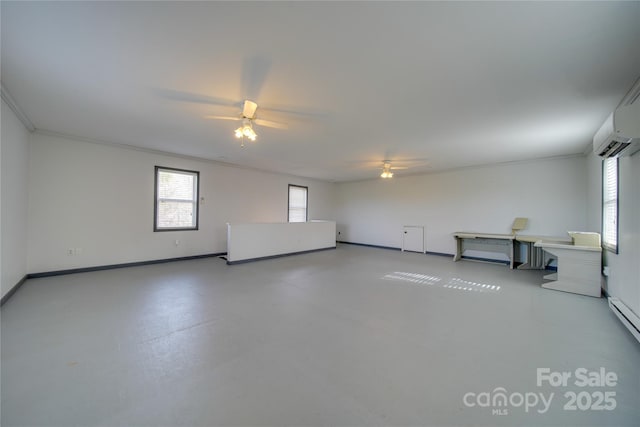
602, 158, 618, 252
288, 185, 308, 222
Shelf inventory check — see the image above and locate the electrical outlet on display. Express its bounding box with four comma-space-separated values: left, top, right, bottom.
67, 248, 74, 256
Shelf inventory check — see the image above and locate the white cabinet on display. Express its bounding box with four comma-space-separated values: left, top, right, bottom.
402, 226, 425, 253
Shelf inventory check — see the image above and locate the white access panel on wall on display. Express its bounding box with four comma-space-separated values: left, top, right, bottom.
402, 226, 425, 253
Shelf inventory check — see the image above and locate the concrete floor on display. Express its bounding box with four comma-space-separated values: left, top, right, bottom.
2, 244, 639, 426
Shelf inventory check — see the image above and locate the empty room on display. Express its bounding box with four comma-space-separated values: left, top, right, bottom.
2, 1, 640, 426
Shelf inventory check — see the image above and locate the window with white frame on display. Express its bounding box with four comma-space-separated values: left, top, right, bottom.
154, 166, 199, 231
288, 184, 308, 222
602, 157, 618, 253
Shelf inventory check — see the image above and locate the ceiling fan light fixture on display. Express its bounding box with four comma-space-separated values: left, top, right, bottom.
380, 162, 394, 178
235, 119, 257, 142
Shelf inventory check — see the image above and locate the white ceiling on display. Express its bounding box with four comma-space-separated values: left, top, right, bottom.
2, 1, 640, 182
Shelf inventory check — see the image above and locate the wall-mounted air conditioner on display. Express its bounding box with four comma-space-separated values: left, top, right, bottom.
593, 102, 640, 158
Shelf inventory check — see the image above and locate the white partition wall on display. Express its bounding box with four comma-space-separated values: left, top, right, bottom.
227, 221, 336, 264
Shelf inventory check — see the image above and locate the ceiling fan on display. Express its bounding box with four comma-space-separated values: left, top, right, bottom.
204, 99, 288, 146
155, 55, 327, 146
380, 161, 409, 178
344, 158, 429, 178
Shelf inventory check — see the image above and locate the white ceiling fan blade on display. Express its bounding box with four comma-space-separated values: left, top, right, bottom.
384, 158, 431, 168
259, 103, 330, 119
243, 100, 258, 119
254, 118, 288, 129
241, 55, 272, 102
204, 115, 242, 121
155, 88, 239, 107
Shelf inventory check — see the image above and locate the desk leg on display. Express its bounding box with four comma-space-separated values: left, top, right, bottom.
453, 237, 462, 262
517, 242, 545, 270
517, 242, 533, 269
516, 240, 529, 269
509, 240, 514, 269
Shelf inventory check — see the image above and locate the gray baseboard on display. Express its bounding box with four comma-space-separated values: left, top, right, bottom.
1, 253, 226, 306
227, 246, 336, 265
1, 275, 28, 307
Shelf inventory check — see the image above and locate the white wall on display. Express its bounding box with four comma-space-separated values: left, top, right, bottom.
335, 156, 589, 255
1, 99, 31, 298
585, 151, 603, 232
27, 132, 336, 273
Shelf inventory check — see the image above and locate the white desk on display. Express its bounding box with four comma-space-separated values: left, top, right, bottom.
453, 232, 516, 268
534, 241, 602, 297
515, 235, 572, 270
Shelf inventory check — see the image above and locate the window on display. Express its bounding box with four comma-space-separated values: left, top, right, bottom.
154, 166, 199, 231
288, 184, 308, 222
602, 157, 618, 253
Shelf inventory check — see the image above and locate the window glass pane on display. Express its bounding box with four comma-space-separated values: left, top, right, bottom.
158, 171, 194, 200
290, 187, 306, 207
603, 160, 617, 201
289, 208, 307, 222
157, 201, 195, 228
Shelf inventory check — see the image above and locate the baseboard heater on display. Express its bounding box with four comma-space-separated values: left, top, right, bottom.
608, 297, 640, 343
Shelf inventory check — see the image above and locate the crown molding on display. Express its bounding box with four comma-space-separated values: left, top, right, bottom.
619, 75, 640, 107
1, 83, 36, 132
342, 153, 587, 184
33, 129, 334, 184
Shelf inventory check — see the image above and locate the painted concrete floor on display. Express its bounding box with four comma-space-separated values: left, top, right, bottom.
2, 244, 639, 426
